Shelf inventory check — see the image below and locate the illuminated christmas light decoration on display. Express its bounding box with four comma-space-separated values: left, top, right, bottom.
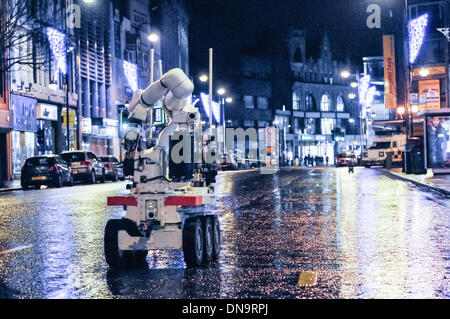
200, 93, 220, 123
364, 86, 376, 110
46, 27, 67, 74
358, 74, 371, 107
123, 61, 138, 91
408, 13, 428, 64
358, 75, 377, 119
437, 28, 450, 41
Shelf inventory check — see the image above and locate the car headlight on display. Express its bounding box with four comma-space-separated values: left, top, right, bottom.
146, 200, 158, 218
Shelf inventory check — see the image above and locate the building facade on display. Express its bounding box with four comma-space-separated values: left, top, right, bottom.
224, 29, 362, 165
7, 0, 78, 178
1, 0, 190, 183
0, 0, 13, 187
407, 0, 449, 112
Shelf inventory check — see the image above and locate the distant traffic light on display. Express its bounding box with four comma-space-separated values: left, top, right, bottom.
37, 130, 45, 147
118, 107, 129, 138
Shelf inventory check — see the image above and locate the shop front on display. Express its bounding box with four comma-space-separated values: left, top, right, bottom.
81, 118, 118, 156
61, 107, 78, 152
36, 103, 58, 155
298, 134, 335, 164
10, 94, 38, 177
0, 108, 14, 187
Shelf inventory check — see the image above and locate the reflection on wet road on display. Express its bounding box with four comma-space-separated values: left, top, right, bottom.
0, 168, 449, 298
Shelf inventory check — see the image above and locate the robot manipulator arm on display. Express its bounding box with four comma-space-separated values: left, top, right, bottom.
123, 91, 150, 152
123, 68, 194, 153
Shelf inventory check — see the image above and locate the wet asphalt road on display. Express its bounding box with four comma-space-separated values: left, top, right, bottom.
0, 167, 449, 299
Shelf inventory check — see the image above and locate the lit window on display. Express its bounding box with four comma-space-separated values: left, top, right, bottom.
320, 95, 331, 112
321, 118, 335, 135
257, 96, 268, 109
244, 120, 255, 127
243, 95, 254, 109
292, 92, 300, 110
305, 118, 316, 134
305, 95, 314, 111
336, 95, 345, 112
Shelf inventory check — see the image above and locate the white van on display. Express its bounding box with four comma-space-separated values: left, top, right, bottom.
362, 134, 406, 168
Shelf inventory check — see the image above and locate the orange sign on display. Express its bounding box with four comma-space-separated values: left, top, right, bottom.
383, 35, 397, 109
418, 79, 440, 109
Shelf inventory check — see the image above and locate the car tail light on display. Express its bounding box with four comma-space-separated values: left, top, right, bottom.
80, 160, 90, 166
105, 164, 112, 169
49, 165, 58, 171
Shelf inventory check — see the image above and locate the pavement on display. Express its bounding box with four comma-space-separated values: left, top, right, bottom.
0, 180, 21, 193
382, 167, 450, 197
0, 168, 448, 299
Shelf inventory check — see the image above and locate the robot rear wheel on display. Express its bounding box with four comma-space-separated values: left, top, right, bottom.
182, 215, 221, 268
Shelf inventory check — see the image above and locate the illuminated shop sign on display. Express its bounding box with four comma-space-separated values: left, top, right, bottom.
152, 106, 165, 125
37, 103, 58, 121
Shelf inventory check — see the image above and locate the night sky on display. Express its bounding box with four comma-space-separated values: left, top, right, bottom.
187, 0, 384, 77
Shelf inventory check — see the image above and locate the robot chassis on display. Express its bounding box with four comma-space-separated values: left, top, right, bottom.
105, 68, 220, 269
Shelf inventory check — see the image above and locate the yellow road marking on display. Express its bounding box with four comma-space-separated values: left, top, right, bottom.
296, 270, 318, 287
0, 245, 33, 256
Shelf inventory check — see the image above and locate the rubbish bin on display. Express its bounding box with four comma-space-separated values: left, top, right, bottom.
404, 137, 426, 174
384, 151, 393, 169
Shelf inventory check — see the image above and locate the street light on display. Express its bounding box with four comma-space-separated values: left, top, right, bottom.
199, 74, 208, 82
48, 80, 58, 90
419, 67, 429, 77
148, 33, 159, 43
397, 106, 406, 115
217, 88, 227, 154
225, 97, 233, 103
147, 32, 160, 140
340, 70, 350, 78
411, 105, 419, 113
348, 93, 356, 99
350, 82, 358, 88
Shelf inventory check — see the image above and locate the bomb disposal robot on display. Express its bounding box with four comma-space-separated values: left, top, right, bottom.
105, 68, 220, 268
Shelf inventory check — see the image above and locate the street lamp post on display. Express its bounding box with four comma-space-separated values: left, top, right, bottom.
147, 32, 159, 140
217, 88, 226, 154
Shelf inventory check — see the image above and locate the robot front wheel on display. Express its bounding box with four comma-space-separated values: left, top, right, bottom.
104, 219, 148, 269
182, 216, 221, 268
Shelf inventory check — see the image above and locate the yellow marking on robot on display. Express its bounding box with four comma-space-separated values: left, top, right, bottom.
296, 270, 318, 287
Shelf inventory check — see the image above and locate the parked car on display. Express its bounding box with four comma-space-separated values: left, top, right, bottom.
336, 152, 357, 167
217, 153, 238, 171
99, 156, 124, 181
61, 151, 105, 184
21, 155, 73, 190
362, 134, 406, 168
